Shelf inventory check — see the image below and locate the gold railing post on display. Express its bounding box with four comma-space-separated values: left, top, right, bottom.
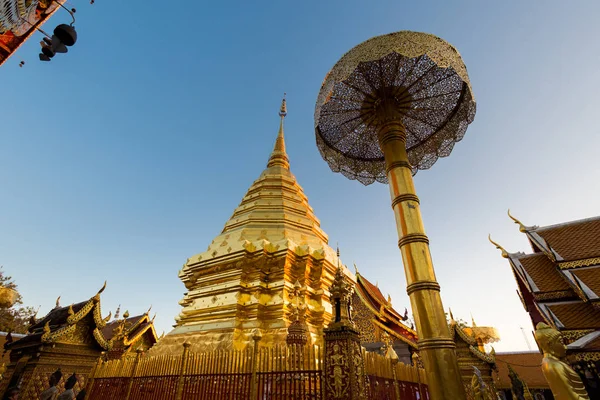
390, 359, 400, 400
175, 342, 191, 400
250, 331, 262, 400
84, 357, 103, 400
412, 353, 424, 399
124, 350, 143, 400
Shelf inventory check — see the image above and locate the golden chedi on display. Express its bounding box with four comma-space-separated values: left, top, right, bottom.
535, 322, 590, 400
152, 97, 349, 354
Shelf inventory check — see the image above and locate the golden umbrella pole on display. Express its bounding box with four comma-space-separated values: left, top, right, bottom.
314, 31, 477, 400
378, 117, 464, 399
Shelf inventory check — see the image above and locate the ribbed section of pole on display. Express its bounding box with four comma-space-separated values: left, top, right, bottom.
378, 121, 466, 400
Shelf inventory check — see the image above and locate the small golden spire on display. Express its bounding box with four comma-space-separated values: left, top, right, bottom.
471, 313, 477, 327
123, 310, 130, 319
508, 209, 529, 233
449, 308, 455, 322
353, 262, 359, 275
55, 296, 61, 308
488, 234, 509, 258
267, 94, 290, 169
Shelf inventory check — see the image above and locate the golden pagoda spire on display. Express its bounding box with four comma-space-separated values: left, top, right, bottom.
267, 94, 290, 169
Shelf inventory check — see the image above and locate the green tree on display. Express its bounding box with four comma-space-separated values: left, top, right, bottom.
0, 267, 36, 334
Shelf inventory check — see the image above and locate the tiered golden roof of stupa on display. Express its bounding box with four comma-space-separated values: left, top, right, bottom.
178, 96, 335, 285
153, 97, 350, 354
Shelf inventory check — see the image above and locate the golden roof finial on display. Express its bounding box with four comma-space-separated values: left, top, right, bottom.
267, 94, 289, 169
508, 209, 529, 233
387, 293, 392, 305
353, 262, 359, 275
488, 234, 509, 258
471, 313, 477, 327
55, 296, 61, 308
123, 310, 130, 319
449, 308, 455, 322
279, 93, 287, 117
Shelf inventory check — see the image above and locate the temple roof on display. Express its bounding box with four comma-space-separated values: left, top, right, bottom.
179, 97, 342, 284
8, 284, 157, 352
354, 272, 416, 346
495, 213, 600, 339
523, 216, 600, 263
494, 352, 548, 389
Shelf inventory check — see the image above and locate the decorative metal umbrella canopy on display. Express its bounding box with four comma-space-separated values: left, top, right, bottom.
314, 31, 476, 400
315, 31, 476, 185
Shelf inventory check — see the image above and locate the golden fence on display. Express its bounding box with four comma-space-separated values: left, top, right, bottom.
81, 344, 427, 400
364, 350, 430, 400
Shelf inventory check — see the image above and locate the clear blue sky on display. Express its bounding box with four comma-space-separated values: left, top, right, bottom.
1, 1, 599, 351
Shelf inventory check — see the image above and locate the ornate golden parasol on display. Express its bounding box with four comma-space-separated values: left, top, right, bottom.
314, 31, 476, 400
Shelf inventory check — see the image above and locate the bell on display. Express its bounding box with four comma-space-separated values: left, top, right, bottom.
53, 24, 77, 46
39, 53, 51, 62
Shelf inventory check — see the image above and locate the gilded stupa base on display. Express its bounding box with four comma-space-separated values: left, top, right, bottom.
150, 327, 324, 355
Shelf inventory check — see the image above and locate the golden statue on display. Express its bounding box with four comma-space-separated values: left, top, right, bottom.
535, 322, 590, 399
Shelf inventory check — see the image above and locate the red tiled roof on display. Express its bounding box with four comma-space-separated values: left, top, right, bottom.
517, 254, 571, 293
535, 217, 600, 261
356, 274, 405, 321
572, 267, 600, 297
547, 302, 600, 329
101, 315, 146, 341
494, 352, 547, 389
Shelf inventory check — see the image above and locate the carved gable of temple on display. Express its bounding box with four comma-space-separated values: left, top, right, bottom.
448, 316, 498, 399
152, 98, 352, 355
1, 284, 157, 400
351, 271, 417, 363
495, 214, 600, 397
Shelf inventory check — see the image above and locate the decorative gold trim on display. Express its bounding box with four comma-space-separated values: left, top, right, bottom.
123, 323, 158, 347
42, 323, 76, 343
67, 299, 94, 324
573, 352, 600, 362
561, 330, 595, 342
93, 300, 107, 328
468, 345, 495, 364
450, 322, 477, 346
534, 290, 575, 301
397, 234, 429, 248
559, 257, 600, 270
93, 328, 111, 350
